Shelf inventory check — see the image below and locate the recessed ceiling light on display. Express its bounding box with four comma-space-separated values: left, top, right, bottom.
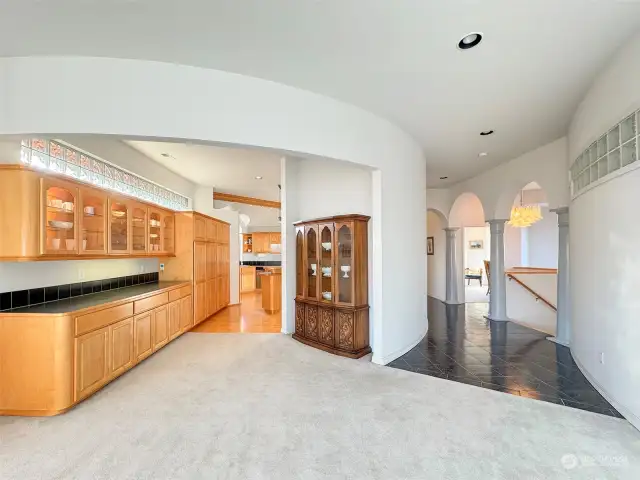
457, 32, 483, 50
439, 176, 448, 180
480, 130, 494, 136
478, 152, 488, 157
255, 176, 263, 180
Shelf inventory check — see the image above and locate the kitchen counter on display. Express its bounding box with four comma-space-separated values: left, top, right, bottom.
3, 281, 187, 315
261, 269, 282, 313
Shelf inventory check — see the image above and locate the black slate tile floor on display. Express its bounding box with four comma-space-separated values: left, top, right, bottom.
387, 298, 623, 418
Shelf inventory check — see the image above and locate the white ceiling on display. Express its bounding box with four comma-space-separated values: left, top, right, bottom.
2, 1, 640, 186
126, 140, 282, 201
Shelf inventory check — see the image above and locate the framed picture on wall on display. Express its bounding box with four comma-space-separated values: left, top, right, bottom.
427, 236, 434, 255
469, 240, 483, 250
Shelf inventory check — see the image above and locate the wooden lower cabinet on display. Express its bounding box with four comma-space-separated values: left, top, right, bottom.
169, 300, 181, 340
207, 279, 216, 318
110, 317, 134, 377
134, 311, 153, 362
180, 295, 193, 331
152, 305, 169, 351
195, 282, 207, 325
75, 326, 110, 401
293, 300, 371, 358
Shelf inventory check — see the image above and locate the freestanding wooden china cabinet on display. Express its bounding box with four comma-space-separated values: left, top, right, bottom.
293, 214, 371, 358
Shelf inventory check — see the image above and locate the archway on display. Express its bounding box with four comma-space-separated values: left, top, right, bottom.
448, 193, 487, 304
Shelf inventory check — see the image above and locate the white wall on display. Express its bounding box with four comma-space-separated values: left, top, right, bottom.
463, 226, 489, 283
567, 31, 640, 430
527, 207, 558, 268
193, 187, 241, 305
0, 56, 427, 365
504, 224, 522, 268
280, 156, 299, 334
0, 258, 158, 293
426, 211, 446, 301
506, 273, 557, 335
216, 201, 281, 230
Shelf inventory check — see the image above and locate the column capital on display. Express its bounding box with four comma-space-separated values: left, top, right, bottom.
443, 227, 460, 232
551, 206, 569, 215
486, 219, 509, 224
487, 219, 508, 234
551, 206, 569, 227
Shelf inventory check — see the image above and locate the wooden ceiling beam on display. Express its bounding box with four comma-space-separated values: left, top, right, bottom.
213, 191, 280, 209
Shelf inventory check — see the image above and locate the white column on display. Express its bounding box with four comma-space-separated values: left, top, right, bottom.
488, 219, 509, 321
550, 207, 570, 346
444, 227, 461, 304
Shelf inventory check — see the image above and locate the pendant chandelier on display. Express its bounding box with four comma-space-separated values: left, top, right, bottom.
507, 191, 542, 228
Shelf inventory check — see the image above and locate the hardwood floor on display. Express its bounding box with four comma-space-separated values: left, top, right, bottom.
191, 291, 281, 333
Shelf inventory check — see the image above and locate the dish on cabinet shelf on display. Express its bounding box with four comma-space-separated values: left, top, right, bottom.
322, 291, 332, 300
48, 220, 74, 229
321, 266, 332, 276
150, 233, 159, 238
321, 242, 332, 251
83, 206, 95, 215
340, 265, 351, 278
112, 210, 126, 218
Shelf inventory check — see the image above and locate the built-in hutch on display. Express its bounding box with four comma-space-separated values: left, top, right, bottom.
293, 214, 371, 358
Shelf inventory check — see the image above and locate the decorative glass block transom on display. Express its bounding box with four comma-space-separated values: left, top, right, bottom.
20, 139, 190, 210
570, 110, 639, 196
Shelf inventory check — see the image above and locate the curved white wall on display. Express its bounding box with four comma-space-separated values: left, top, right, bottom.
0, 56, 427, 364
568, 31, 640, 429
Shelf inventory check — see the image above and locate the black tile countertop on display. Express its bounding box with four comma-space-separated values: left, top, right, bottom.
3, 281, 188, 315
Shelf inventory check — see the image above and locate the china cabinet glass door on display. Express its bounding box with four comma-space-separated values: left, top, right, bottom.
109, 199, 129, 253
79, 187, 106, 255
305, 225, 319, 300
131, 205, 147, 254
296, 228, 304, 297
319, 224, 334, 304
43, 179, 78, 255
149, 210, 162, 253
336, 223, 354, 305
162, 212, 175, 254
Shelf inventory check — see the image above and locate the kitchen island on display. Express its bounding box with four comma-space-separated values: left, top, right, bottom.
0, 281, 192, 416
260, 267, 282, 314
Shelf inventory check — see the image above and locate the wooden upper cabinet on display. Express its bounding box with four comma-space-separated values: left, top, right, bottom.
194, 214, 207, 241
131, 203, 148, 254
269, 232, 281, 246
161, 210, 175, 255
215, 222, 224, 244
304, 225, 320, 301
206, 219, 216, 242
148, 208, 162, 254
79, 185, 107, 255
108, 196, 130, 254
42, 177, 79, 255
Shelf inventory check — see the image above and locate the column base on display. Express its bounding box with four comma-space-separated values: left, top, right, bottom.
444, 300, 463, 305
547, 336, 570, 347
484, 315, 510, 322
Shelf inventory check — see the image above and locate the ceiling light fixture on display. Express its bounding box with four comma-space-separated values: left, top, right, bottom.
457, 32, 483, 50
478, 152, 488, 157
480, 130, 494, 136
439, 176, 448, 180
508, 191, 542, 228
255, 176, 263, 180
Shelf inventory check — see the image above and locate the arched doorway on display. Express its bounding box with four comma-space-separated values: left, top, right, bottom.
449, 192, 487, 304
426, 208, 447, 301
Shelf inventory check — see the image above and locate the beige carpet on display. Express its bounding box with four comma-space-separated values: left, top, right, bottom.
1, 334, 639, 479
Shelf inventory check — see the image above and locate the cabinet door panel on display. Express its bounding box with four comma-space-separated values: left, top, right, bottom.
318, 307, 334, 346
206, 219, 216, 241
304, 225, 320, 300
79, 186, 107, 255
216, 244, 224, 277
207, 279, 216, 317
222, 223, 230, 244
194, 215, 207, 241
169, 300, 181, 340
42, 178, 80, 256
295, 302, 305, 336
131, 204, 148, 254
110, 317, 134, 377
75, 326, 109, 401
153, 305, 169, 350
134, 311, 153, 362
180, 295, 193, 330
194, 242, 207, 283
216, 277, 224, 311
162, 211, 175, 254
206, 242, 216, 280
336, 310, 355, 350
108, 197, 130, 254
195, 282, 207, 324
304, 304, 318, 340
216, 222, 224, 244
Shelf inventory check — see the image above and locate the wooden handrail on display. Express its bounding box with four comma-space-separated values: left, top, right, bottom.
506, 273, 557, 311
506, 267, 557, 275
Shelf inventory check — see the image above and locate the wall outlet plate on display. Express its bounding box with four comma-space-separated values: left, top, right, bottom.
160, 263, 165, 272
600, 352, 605, 364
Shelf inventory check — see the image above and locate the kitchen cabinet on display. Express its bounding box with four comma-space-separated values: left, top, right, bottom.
134, 311, 153, 362
180, 295, 193, 331
293, 214, 371, 359
110, 317, 134, 377
108, 197, 130, 254
79, 185, 107, 255
241, 266, 256, 292
131, 203, 147, 254
42, 177, 79, 255
246, 231, 280, 253
75, 326, 110, 401
194, 215, 207, 241
152, 305, 169, 351
169, 300, 181, 340
269, 232, 281, 252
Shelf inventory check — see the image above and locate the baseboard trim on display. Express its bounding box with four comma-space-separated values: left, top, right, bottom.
572, 352, 640, 431
371, 324, 428, 366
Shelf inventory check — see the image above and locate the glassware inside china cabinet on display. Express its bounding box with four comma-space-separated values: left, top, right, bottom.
163, 214, 175, 253
336, 224, 353, 304
296, 229, 304, 296
110, 202, 129, 252
45, 186, 77, 253
149, 212, 161, 253
131, 207, 147, 253
80, 190, 106, 253
319, 225, 334, 303
306, 227, 318, 299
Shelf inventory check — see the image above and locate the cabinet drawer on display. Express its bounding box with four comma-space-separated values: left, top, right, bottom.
168, 285, 192, 302
75, 302, 134, 336
180, 285, 192, 298
134, 292, 169, 314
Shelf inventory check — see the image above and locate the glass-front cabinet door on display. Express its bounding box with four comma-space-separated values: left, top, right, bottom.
42, 178, 79, 255
108, 198, 129, 254
296, 227, 304, 297
79, 186, 107, 255
148, 209, 162, 254
335, 222, 354, 305
131, 204, 147, 254
162, 211, 175, 254
319, 223, 334, 304
304, 225, 319, 300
